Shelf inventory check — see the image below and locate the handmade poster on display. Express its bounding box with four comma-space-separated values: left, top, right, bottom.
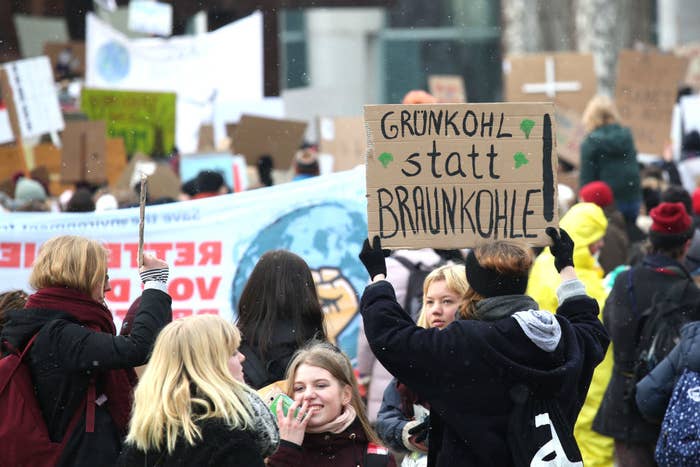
81, 88, 176, 156
318, 116, 366, 172
555, 106, 585, 168
503, 52, 596, 115
61, 120, 108, 184
615, 49, 689, 155
364, 103, 558, 249
232, 115, 307, 168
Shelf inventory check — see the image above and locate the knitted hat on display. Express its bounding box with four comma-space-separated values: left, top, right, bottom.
465, 249, 528, 298
649, 202, 693, 248
14, 177, 47, 204
692, 187, 700, 216
579, 181, 614, 208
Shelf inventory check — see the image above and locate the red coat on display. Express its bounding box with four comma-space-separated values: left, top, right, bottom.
267, 418, 396, 467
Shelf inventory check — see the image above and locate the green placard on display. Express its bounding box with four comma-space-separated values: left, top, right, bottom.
80, 88, 176, 157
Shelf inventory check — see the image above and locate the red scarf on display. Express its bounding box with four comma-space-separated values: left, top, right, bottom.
25, 287, 136, 433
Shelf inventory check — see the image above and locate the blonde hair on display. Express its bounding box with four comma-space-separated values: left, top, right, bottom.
285, 341, 381, 445
126, 315, 254, 453
29, 235, 108, 297
582, 95, 622, 132
416, 264, 469, 328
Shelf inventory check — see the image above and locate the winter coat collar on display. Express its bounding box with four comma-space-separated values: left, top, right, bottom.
474, 295, 539, 321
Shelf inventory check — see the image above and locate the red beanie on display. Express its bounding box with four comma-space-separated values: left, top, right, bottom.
579, 181, 614, 208
693, 187, 700, 215
649, 202, 693, 248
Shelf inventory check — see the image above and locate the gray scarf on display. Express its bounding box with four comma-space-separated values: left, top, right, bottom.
474, 295, 539, 321
247, 391, 280, 457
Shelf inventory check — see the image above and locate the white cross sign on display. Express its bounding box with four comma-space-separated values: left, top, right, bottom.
522, 56, 582, 97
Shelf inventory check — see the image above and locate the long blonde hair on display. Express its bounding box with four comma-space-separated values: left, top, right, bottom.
126, 315, 254, 453
29, 235, 108, 297
416, 264, 469, 328
582, 95, 622, 132
285, 341, 381, 444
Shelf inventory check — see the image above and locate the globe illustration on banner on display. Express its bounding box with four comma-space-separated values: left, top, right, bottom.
231, 202, 368, 360
96, 41, 130, 83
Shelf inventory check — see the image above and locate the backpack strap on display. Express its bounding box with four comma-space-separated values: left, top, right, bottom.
0, 333, 40, 394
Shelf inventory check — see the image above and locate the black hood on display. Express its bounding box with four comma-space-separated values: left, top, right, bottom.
1, 307, 74, 352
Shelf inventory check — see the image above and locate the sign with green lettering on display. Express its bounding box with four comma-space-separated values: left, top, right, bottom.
80, 88, 176, 157
364, 102, 559, 248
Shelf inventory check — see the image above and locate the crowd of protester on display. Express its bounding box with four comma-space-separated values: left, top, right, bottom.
2, 89, 700, 467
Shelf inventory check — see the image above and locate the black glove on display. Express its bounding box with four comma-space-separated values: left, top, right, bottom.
408, 417, 430, 445
546, 227, 575, 273
359, 235, 390, 279
257, 155, 274, 187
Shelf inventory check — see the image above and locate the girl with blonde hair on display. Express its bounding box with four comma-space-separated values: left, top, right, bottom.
267, 341, 396, 466
118, 314, 279, 466
377, 265, 469, 467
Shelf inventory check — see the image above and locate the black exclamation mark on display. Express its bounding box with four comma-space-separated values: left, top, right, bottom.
542, 113, 554, 222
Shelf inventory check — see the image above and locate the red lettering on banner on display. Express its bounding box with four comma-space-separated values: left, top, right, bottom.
197, 309, 219, 315
106, 279, 131, 302
124, 243, 139, 267
199, 242, 221, 265
146, 242, 171, 258
197, 277, 221, 299
173, 309, 194, 319
105, 243, 122, 268
24, 243, 36, 267
174, 242, 195, 266
0, 243, 20, 267
169, 278, 194, 300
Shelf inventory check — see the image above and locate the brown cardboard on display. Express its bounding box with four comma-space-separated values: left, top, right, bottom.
106, 137, 127, 187
43, 41, 86, 80
364, 103, 559, 249
60, 120, 107, 184
0, 144, 27, 182
428, 75, 467, 103
675, 42, 700, 92
114, 153, 181, 200
318, 116, 367, 172
557, 169, 579, 193
504, 52, 597, 115
232, 115, 307, 168
554, 106, 585, 168
33, 143, 72, 196
198, 124, 215, 152
615, 49, 689, 155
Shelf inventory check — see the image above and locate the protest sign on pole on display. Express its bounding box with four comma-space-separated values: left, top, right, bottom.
504, 52, 597, 115
81, 88, 176, 156
61, 120, 108, 184
232, 115, 307, 168
615, 49, 689, 156
319, 116, 367, 172
364, 103, 558, 249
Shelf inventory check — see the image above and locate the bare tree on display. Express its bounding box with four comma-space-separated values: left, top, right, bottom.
502, 0, 543, 53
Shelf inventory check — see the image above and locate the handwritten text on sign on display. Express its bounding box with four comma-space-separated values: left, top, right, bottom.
365, 103, 558, 248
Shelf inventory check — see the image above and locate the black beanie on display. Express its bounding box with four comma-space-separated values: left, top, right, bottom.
465, 249, 528, 298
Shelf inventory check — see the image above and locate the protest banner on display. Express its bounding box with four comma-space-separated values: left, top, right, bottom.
232, 115, 307, 168
615, 49, 689, 156
0, 167, 367, 360
61, 120, 108, 184
43, 41, 86, 80
319, 116, 366, 172
428, 75, 467, 103
503, 52, 597, 115
81, 88, 176, 157
364, 102, 558, 249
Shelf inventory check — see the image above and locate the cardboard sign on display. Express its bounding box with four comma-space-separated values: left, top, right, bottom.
33, 143, 71, 196
0, 144, 27, 183
81, 88, 176, 157
428, 75, 467, 103
43, 41, 86, 80
364, 103, 559, 249
504, 53, 597, 115
106, 138, 128, 187
232, 115, 307, 167
61, 120, 108, 184
2, 56, 65, 139
615, 49, 689, 155
675, 42, 700, 92
319, 116, 367, 172
115, 153, 181, 200
555, 107, 586, 168
0, 106, 13, 144
198, 125, 216, 152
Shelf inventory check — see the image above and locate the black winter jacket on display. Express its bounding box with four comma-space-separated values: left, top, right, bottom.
636, 322, 700, 423
117, 418, 266, 467
0, 288, 172, 466
593, 254, 700, 443
360, 280, 608, 467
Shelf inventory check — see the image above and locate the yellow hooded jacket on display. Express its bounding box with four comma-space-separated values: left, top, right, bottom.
527, 202, 614, 467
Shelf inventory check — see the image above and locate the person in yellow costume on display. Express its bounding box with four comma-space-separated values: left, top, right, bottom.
528, 202, 614, 467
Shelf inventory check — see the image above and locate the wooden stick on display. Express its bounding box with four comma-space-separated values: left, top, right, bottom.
137, 173, 148, 267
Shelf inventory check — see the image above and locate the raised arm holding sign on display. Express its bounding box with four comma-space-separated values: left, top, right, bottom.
364, 102, 558, 249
